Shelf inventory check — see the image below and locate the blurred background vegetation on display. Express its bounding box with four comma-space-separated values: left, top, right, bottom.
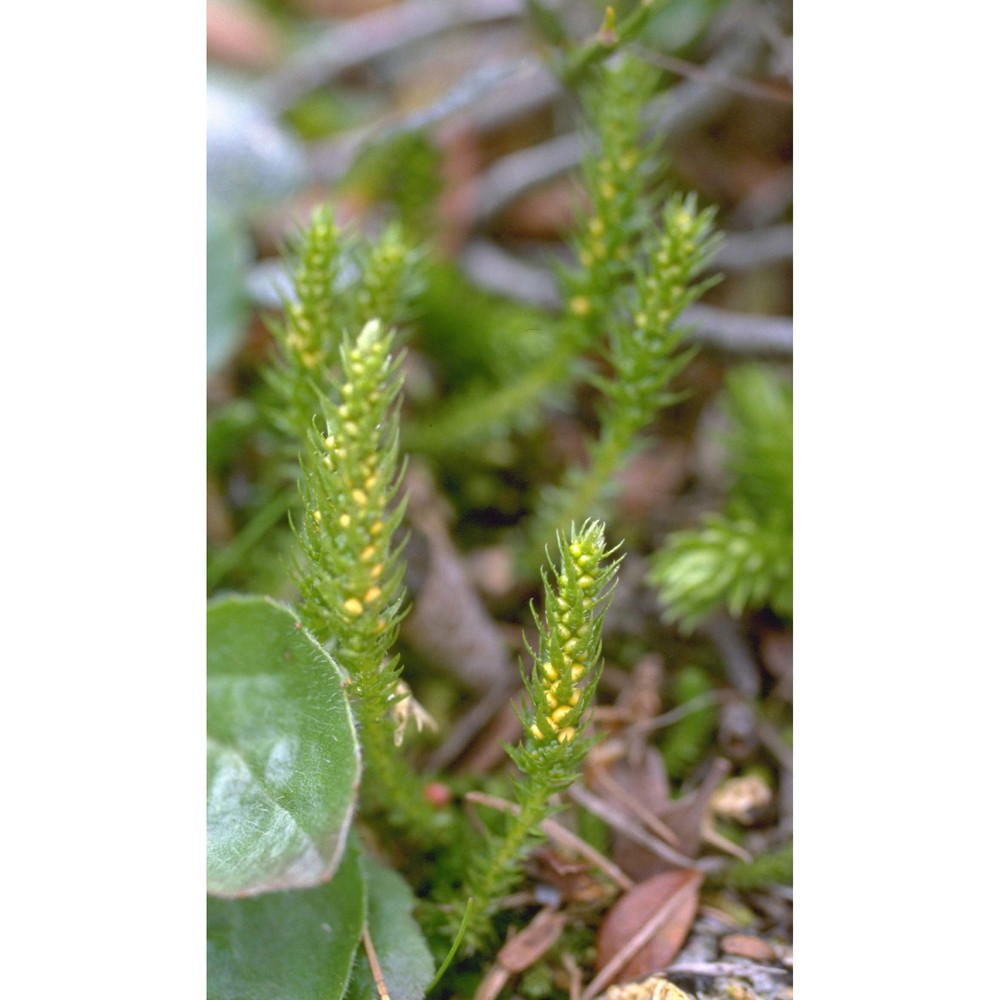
207, 2, 792, 991
208, 0, 791, 587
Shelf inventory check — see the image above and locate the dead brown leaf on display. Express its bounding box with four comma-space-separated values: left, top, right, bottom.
594, 869, 703, 986
530, 848, 608, 905
720, 933, 777, 962
473, 908, 568, 1000
497, 907, 568, 972
402, 463, 513, 693
207, 0, 280, 70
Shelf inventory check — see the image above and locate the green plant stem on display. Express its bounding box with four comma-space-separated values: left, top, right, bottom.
525, 195, 719, 570
455, 522, 619, 950
523, 427, 625, 572
558, 0, 672, 86
357, 705, 431, 831
462, 778, 552, 942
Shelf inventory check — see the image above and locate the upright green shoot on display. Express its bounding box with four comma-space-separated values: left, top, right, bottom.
266, 205, 348, 444
526, 193, 720, 564
293, 318, 430, 828
265, 206, 417, 449
407, 56, 661, 456
458, 520, 621, 950
562, 55, 660, 344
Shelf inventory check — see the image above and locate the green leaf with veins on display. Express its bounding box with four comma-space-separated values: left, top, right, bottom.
208, 839, 366, 1000
207, 595, 360, 897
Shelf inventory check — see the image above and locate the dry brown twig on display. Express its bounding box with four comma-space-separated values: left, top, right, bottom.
361, 923, 391, 999
568, 785, 702, 872
634, 46, 792, 105
562, 951, 584, 1000
591, 768, 684, 853
627, 691, 724, 739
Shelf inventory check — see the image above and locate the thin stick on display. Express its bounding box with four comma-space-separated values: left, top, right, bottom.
628, 690, 723, 738
675, 303, 793, 356
465, 790, 634, 891
579, 875, 702, 1000
668, 961, 789, 978
361, 923, 391, 999
590, 768, 684, 850
634, 46, 792, 104
562, 951, 583, 1000
567, 785, 703, 871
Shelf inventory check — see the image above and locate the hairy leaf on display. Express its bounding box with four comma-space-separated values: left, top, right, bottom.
207, 839, 365, 1000
345, 854, 435, 1000
207, 595, 360, 897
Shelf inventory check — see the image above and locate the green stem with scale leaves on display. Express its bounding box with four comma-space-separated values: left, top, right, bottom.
457, 520, 621, 951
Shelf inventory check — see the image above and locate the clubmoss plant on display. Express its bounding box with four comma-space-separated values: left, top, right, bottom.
208, 8, 791, 995
648, 365, 792, 631
407, 55, 662, 456
265, 205, 348, 444
562, 55, 660, 343
353, 221, 416, 335
294, 318, 406, 656
458, 520, 621, 950
293, 317, 436, 830
265, 206, 416, 449
554, 1, 672, 87
526, 192, 721, 564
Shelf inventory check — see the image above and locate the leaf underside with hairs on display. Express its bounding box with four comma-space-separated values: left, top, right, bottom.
207, 595, 360, 897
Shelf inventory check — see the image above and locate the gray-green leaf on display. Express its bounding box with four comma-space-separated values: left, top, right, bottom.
207, 200, 252, 373
207, 595, 360, 897
208, 839, 366, 1000
345, 854, 435, 1000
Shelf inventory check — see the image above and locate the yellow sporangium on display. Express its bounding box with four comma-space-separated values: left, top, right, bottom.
524, 520, 620, 750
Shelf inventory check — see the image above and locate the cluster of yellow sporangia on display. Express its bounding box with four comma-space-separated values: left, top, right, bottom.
529, 659, 584, 745
284, 212, 338, 372
284, 302, 322, 371
529, 539, 603, 745
310, 319, 393, 628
